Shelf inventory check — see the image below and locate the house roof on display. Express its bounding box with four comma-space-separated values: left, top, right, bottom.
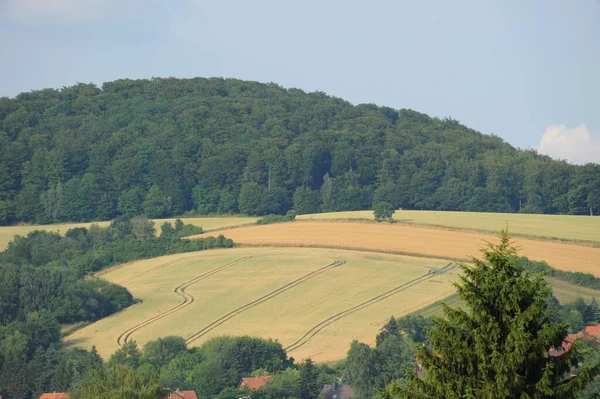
40, 394, 69, 399
585, 324, 600, 338
238, 376, 272, 390
321, 384, 356, 399
163, 390, 198, 399
550, 331, 588, 357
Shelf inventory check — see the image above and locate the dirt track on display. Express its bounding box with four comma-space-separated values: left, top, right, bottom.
116, 257, 250, 346
193, 222, 600, 276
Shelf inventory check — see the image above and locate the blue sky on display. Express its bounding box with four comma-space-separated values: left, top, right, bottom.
1, 0, 599, 164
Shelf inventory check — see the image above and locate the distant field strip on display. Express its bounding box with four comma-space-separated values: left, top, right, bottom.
185, 260, 346, 344
116, 256, 251, 346
0, 216, 258, 250
297, 210, 600, 243
192, 222, 600, 275
284, 262, 456, 353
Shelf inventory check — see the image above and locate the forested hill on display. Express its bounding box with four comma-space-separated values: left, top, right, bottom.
0, 77, 598, 224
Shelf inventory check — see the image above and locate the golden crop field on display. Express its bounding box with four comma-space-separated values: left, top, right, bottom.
65, 247, 458, 362
297, 210, 600, 243
192, 222, 600, 276
0, 216, 258, 250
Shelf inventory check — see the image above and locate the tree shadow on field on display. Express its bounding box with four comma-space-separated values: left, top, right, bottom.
392, 218, 413, 223
63, 337, 88, 347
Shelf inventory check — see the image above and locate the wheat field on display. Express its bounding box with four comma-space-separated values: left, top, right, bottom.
297, 210, 600, 243
66, 247, 458, 362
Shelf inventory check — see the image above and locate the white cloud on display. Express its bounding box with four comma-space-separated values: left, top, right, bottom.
538, 124, 600, 165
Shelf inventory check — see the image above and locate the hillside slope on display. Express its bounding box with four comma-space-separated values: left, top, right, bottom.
0, 77, 598, 224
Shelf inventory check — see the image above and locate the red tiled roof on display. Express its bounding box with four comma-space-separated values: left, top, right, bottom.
585, 324, 600, 338
40, 394, 69, 399
550, 331, 587, 357
162, 390, 198, 399
238, 376, 272, 390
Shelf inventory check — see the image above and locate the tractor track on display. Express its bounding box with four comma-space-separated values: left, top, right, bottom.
116, 256, 251, 346
118, 259, 183, 285
284, 262, 456, 353
185, 260, 346, 345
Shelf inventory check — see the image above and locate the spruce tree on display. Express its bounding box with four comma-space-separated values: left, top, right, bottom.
586, 297, 600, 324
297, 358, 321, 399
385, 230, 600, 399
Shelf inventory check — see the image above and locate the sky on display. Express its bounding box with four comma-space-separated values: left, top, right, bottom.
1, 0, 599, 164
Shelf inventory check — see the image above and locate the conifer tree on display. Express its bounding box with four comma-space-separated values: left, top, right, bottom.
586, 297, 600, 324
384, 230, 600, 399
297, 358, 321, 399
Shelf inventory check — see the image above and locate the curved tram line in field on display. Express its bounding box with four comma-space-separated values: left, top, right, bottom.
284, 262, 456, 353
116, 257, 252, 346
118, 258, 183, 285
185, 260, 346, 345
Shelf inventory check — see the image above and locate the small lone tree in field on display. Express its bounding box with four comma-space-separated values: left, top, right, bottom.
384, 230, 600, 398
374, 202, 395, 222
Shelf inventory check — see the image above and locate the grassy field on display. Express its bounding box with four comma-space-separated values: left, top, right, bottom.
0, 216, 258, 250
413, 278, 600, 318
65, 247, 458, 362
192, 222, 600, 276
297, 210, 600, 243
546, 278, 600, 304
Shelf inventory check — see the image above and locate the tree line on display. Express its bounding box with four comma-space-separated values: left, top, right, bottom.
0, 218, 233, 398
1, 78, 599, 225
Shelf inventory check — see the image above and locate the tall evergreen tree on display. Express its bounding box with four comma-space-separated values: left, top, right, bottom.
586, 297, 600, 324
385, 230, 600, 399
297, 358, 321, 399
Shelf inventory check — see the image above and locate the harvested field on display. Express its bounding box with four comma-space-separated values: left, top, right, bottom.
0, 216, 258, 250
65, 247, 458, 362
191, 222, 600, 276
298, 210, 600, 244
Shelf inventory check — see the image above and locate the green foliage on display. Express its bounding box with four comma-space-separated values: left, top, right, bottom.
385, 231, 600, 398
142, 185, 172, 218
142, 336, 187, 369
587, 297, 600, 323
520, 257, 600, 290
69, 364, 168, 399
109, 341, 142, 369
373, 202, 395, 222
298, 358, 321, 399
389, 315, 432, 344
293, 186, 322, 215
253, 368, 300, 399
1, 78, 598, 225
256, 210, 297, 225
344, 323, 417, 399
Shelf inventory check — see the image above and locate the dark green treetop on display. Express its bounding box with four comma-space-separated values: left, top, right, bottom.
385, 230, 600, 398
373, 202, 395, 222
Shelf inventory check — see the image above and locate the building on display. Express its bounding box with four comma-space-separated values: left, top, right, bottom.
163, 388, 198, 399
549, 323, 600, 357
238, 375, 273, 391
39, 394, 69, 399
321, 382, 355, 399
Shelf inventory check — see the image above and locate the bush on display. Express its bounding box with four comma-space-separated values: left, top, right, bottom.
373, 202, 395, 222
256, 210, 297, 225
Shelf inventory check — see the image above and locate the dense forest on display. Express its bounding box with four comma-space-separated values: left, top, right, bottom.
0, 218, 233, 398
1, 77, 599, 225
